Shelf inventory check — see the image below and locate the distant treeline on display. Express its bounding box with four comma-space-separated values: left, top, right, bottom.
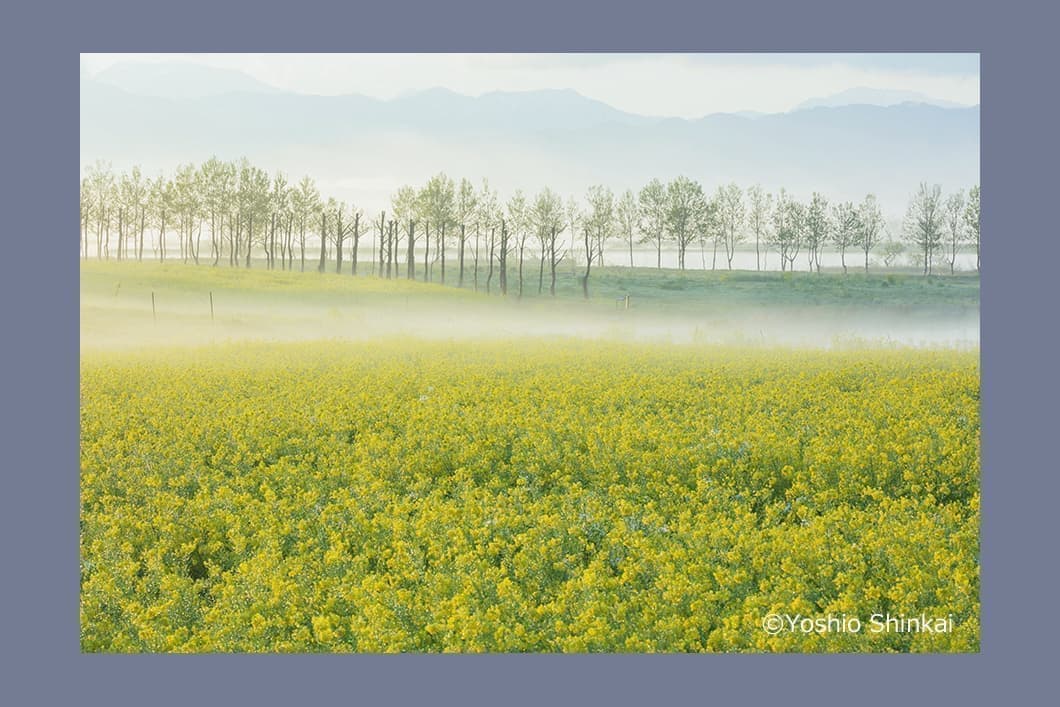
80, 158, 981, 298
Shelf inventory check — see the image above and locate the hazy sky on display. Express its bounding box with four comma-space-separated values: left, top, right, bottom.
80, 53, 979, 118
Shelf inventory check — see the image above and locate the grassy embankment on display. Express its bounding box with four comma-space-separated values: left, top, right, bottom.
80, 260, 979, 349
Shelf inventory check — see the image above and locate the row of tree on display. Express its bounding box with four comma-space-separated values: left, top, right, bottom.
80, 159, 981, 298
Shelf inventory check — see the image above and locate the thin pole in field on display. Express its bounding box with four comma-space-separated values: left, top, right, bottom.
210, 291, 214, 321
151, 292, 156, 323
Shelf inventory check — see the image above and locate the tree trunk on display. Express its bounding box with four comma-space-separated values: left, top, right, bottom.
212, 213, 221, 266
657, 239, 662, 269
351, 214, 360, 276
193, 218, 202, 265
458, 224, 466, 288
423, 222, 430, 282
277, 216, 284, 270
499, 221, 508, 296
287, 214, 294, 270
335, 212, 344, 274
538, 249, 545, 295
473, 226, 480, 292
388, 222, 395, 280
486, 228, 495, 294
549, 228, 558, 296
377, 212, 386, 278
245, 215, 253, 269
439, 223, 446, 285
269, 212, 276, 270
318, 213, 328, 273
138, 208, 146, 262
582, 226, 592, 299
210, 213, 218, 266
517, 243, 524, 299
232, 217, 239, 267
406, 220, 415, 280
117, 208, 124, 261
96, 202, 104, 260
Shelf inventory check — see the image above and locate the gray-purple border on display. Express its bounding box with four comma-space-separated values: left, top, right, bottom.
3, 0, 1055, 703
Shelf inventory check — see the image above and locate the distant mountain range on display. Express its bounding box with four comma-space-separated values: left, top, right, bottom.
91, 61, 285, 99
793, 86, 971, 111
80, 62, 980, 218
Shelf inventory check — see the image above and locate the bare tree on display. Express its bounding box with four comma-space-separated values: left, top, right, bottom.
268, 171, 290, 270
804, 192, 830, 273
173, 162, 202, 265
881, 238, 905, 267
903, 183, 944, 275
943, 190, 966, 275
330, 198, 346, 273
857, 194, 884, 272
716, 183, 745, 270
831, 201, 858, 274
391, 185, 419, 280
85, 161, 114, 261
79, 176, 92, 260
237, 162, 270, 269
615, 189, 638, 268
200, 157, 232, 267
665, 176, 706, 270
375, 211, 388, 278
290, 176, 320, 272
349, 207, 362, 276
126, 167, 149, 262
771, 190, 803, 272
317, 210, 328, 274
419, 173, 455, 283
637, 178, 668, 269
582, 185, 615, 298
964, 185, 980, 272
532, 188, 566, 295
747, 185, 772, 271
507, 190, 529, 298
478, 181, 501, 294
456, 178, 477, 288
565, 196, 581, 277
497, 219, 512, 296
475, 179, 499, 292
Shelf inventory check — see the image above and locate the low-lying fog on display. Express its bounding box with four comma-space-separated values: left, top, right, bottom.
80, 289, 979, 352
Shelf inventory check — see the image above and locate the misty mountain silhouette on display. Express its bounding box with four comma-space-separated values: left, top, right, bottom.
80, 66, 979, 216
91, 61, 286, 99
794, 86, 971, 111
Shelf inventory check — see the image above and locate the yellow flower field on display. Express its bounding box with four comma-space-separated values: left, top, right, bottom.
79, 339, 979, 652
